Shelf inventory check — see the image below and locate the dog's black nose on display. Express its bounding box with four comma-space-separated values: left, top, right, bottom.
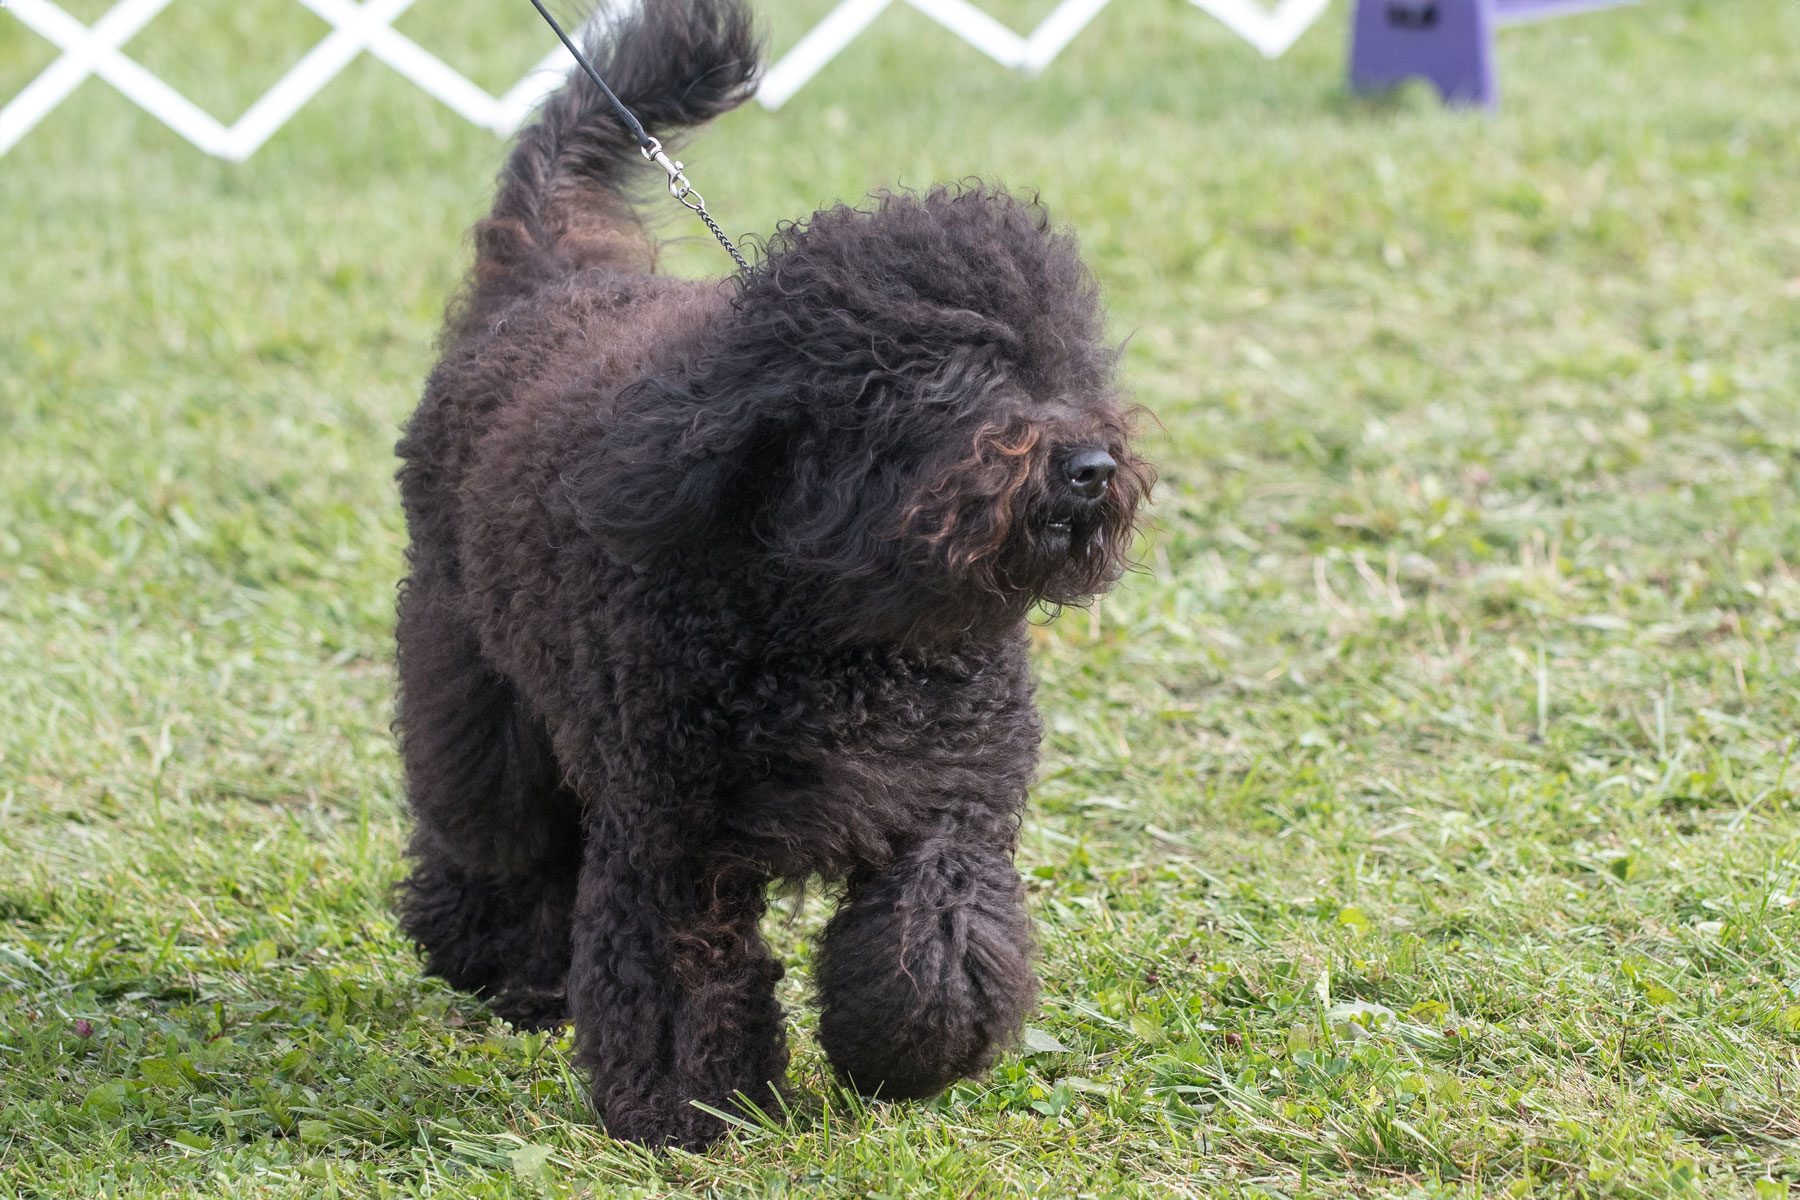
1062, 447, 1116, 500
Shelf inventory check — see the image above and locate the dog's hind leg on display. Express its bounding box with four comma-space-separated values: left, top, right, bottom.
395, 570, 577, 876
814, 817, 1038, 1101
394, 572, 582, 1024
396, 827, 577, 1029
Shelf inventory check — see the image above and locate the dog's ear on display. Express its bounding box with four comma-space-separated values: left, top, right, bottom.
569, 370, 789, 559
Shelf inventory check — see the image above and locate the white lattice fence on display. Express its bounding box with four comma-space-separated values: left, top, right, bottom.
0, 0, 1331, 159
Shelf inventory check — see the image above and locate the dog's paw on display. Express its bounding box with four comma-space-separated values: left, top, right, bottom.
490, 985, 570, 1032
816, 850, 1037, 1100
597, 1086, 774, 1151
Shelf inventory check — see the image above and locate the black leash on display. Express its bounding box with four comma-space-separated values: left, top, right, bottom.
526, 0, 752, 274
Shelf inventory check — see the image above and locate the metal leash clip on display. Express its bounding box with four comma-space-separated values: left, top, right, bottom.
640, 137, 694, 204
637, 135, 750, 273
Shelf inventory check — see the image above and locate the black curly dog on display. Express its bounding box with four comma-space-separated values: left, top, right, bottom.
392, 0, 1150, 1150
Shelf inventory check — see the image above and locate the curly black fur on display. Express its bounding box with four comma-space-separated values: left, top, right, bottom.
392, 0, 1151, 1151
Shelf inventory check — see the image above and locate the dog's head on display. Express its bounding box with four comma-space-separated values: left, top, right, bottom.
589, 185, 1151, 647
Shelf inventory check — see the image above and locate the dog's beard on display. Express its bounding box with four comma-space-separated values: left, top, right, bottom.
761, 416, 1150, 650
893, 458, 1146, 644
767, 505, 1130, 651
995, 496, 1132, 606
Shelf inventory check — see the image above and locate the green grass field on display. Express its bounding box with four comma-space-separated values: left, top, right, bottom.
4, 0, 1800, 1194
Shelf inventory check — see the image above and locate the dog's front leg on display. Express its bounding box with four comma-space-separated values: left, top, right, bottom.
566, 800, 787, 1150
815, 815, 1037, 1101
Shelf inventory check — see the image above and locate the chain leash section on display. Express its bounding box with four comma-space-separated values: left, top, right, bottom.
641, 137, 752, 275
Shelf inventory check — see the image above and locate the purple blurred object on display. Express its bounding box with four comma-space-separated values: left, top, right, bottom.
1349, 0, 1637, 110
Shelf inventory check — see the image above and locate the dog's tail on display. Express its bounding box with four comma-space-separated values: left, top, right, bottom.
469, 0, 761, 299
